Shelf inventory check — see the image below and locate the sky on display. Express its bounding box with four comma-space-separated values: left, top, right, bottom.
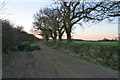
0, 0, 118, 40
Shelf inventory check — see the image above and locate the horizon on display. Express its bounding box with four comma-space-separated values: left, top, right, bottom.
34, 34, 118, 41
0, 0, 118, 40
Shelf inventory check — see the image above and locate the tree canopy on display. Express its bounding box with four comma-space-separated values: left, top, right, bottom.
33, 1, 120, 42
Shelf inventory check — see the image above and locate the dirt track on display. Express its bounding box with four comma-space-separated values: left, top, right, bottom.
3, 41, 118, 78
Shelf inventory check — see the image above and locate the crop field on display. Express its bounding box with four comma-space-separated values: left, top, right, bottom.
62, 41, 119, 49
74, 41, 119, 46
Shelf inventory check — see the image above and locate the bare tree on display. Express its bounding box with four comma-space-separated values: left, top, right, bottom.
33, 8, 64, 42
16, 26, 24, 32
33, 12, 51, 41
44, 9, 58, 42
33, 1, 120, 42
44, 8, 65, 41
54, 1, 120, 42
0, 1, 6, 11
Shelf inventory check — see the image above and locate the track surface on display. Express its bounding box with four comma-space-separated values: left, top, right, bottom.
3, 42, 118, 78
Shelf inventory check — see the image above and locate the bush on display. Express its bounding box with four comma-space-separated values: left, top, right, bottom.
16, 42, 31, 51
16, 41, 41, 52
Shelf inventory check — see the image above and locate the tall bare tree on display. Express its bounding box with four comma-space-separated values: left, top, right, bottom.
43, 8, 58, 42
33, 1, 120, 42
33, 7, 65, 42
44, 8, 65, 41
33, 8, 58, 42
33, 10, 51, 41
55, 1, 120, 42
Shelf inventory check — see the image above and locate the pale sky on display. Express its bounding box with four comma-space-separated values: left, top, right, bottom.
0, 0, 118, 40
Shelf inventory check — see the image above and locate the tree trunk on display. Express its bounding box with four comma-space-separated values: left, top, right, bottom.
63, 20, 72, 42
67, 31, 71, 42
59, 35, 62, 41
45, 35, 49, 41
53, 30, 57, 43
53, 36, 56, 42
58, 31, 62, 41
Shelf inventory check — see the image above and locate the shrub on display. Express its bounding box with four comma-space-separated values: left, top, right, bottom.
16, 41, 41, 52
16, 41, 31, 52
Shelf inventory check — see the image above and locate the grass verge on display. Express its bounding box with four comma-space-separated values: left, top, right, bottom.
46, 41, 119, 71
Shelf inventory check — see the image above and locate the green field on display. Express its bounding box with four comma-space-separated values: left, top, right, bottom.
74, 41, 119, 46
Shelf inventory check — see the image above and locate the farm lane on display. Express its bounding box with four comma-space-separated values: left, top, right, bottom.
3, 41, 118, 78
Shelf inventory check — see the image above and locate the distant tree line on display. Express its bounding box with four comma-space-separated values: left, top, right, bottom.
33, 1, 120, 42
98, 38, 118, 42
